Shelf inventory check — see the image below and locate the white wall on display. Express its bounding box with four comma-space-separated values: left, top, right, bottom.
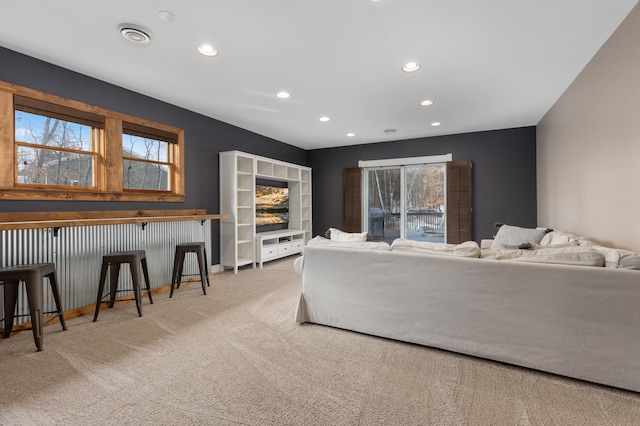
537, 3, 640, 251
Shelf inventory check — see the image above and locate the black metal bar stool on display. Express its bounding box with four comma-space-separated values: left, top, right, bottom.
0, 263, 67, 351
170, 242, 210, 297
93, 250, 153, 321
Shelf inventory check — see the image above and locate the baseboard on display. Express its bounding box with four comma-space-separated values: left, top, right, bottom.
210, 263, 223, 273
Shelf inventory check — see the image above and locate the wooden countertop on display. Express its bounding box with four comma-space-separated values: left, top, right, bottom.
0, 209, 229, 231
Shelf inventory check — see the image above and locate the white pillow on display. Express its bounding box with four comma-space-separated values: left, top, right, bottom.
329, 228, 368, 242
492, 224, 547, 249
539, 231, 581, 247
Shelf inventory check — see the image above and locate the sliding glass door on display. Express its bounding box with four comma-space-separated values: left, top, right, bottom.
364, 162, 445, 244
366, 168, 401, 241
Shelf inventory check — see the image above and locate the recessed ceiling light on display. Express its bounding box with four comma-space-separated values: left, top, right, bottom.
119, 24, 152, 46
347, 133, 355, 137
420, 99, 434, 106
402, 62, 421, 72
158, 11, 177, 22
431, 122, 441, 127
276, 91, 290, 99
319, 116, 330, 122
197, 44, 218, 57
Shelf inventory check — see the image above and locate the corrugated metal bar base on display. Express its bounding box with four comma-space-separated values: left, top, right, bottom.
0, 220, 212, 325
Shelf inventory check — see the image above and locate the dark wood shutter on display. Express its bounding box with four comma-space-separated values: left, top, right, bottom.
343, 167, 362, 232
446, 160, 472, 244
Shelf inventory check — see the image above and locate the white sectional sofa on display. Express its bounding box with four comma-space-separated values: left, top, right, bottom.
294, 231, 640, 392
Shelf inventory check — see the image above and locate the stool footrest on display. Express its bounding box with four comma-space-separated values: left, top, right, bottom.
5, 310, 63, 319
3, 313, 62, 335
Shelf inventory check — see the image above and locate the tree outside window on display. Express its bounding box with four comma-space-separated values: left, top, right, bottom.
122, 133, 172, 191
15, 110, 96, 188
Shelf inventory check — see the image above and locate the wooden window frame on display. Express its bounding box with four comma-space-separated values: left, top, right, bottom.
0, 80, 185, 202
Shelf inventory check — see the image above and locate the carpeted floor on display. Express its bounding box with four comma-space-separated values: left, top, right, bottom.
1, 256, 639, 425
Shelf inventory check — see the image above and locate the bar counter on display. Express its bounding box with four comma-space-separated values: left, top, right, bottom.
0, 209, 228, 231
0, 209, 229, 326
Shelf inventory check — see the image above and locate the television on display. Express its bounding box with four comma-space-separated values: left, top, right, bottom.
255, 179, 289, 233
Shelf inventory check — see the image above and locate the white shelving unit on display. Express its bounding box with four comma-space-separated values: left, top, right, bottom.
219, 150, 312, 273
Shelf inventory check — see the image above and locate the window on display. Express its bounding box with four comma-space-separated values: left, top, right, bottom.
0, 80, 185, 201
360, 155, 450, 244
123, 133, 172, 191
15, 110, 98, 188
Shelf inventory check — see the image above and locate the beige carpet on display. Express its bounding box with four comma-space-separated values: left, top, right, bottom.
1, 256, 639, 425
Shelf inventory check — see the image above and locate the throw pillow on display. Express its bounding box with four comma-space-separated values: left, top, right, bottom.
328, 227, 368, 242
539, 231, 580, 247
492, 224, 547, 249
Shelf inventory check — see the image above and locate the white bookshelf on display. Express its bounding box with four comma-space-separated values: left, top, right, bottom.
219, 150, 312, 273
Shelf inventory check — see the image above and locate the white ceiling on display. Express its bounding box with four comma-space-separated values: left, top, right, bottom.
0, 0, 637, 150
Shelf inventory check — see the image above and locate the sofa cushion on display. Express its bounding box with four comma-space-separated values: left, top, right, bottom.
481, 246, 605, 267
602, 248, 640, 269
391, 239, 480, 258
308, 235, 391, 250
492, 224, 548, 249
617, 251, 640, 269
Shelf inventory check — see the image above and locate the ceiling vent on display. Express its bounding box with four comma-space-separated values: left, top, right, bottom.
119, 24, 152, 46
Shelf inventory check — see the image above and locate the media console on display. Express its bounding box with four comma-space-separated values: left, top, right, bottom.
255, 229, 305, 268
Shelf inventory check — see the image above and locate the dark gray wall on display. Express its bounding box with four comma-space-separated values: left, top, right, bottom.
307, 127, 537, 242
0, 47, 307, 264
